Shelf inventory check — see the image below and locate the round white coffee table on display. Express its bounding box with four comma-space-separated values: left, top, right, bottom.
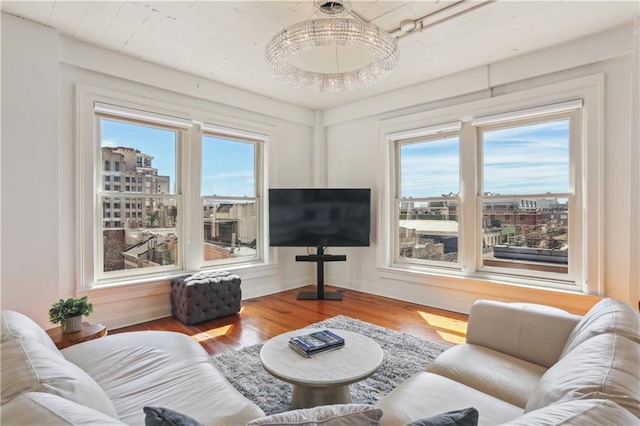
260, 328, 383, 409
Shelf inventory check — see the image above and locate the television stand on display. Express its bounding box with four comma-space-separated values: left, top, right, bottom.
295, 247, 346, 300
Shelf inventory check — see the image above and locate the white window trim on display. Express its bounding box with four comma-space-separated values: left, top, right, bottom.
474, 110, 581, 285
393, 130, 462, 269
470, 99, 583, 126
377, 74, 603, 294
95, 102, 194, 129
387, 121, 462, 141
200, 124, 266, 268
76, 85, 276, 290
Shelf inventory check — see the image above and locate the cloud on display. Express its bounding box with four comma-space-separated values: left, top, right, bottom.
202, 170, 253, 180
202, 170, 255, 196
400, 120, 571, 196
101, 139, 119, 148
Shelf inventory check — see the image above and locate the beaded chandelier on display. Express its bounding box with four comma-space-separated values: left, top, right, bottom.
264, 0, 399, 92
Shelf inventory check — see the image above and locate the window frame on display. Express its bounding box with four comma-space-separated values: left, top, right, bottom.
76, 86, 273, 289
200, 125, 265, 268
377, 75, 603, 293
393, 129, 462, 269
474, 110, 581, 285
94, 110, 186, 282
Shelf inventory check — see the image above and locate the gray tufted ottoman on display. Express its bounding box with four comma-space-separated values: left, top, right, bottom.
171, 271, 242, 325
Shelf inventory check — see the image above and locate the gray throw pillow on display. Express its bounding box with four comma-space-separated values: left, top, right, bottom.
405, 407, 478, 426
143, 406, 205, 426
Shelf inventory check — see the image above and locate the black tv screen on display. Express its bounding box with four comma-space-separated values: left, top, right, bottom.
269, 188, 371, 247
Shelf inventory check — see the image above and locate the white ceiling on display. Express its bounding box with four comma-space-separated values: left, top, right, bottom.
2, 1, 638, 110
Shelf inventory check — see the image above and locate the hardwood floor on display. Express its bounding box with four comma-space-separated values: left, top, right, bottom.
111, 285, 469, 356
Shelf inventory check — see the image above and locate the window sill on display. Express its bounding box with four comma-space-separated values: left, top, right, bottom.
82, 262, 279, 295
378, 264, 581, 294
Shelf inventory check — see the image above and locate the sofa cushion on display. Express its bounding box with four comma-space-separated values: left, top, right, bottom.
0, 338, 118, 418
525, 333, 640, 417
503, 399, 638, 425
376, 372, 523, 426
406, 407, 478, 426
246, 404, 383, 426
425, 344, 546, 408
1, 392, 125, 425
62, 330, 265, 425
466, 301, 580, 368
0, 392, 124, 426
1, 310, 63, 355
562, 298, 640, 356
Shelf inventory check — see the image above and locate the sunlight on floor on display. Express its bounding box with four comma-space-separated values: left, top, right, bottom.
418, 311, 468, 344
191, 325, 232, 343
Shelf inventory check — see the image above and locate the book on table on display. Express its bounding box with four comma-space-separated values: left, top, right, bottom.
288, 330, 345, 357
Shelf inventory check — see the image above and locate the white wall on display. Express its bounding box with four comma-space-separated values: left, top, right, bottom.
323, 23, 639, 315
1, 13, 317, 329
629, 19, 640, 310
1, 15, 60, 325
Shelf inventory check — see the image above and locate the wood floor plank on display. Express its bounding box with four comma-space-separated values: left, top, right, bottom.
111, 285, 469, 355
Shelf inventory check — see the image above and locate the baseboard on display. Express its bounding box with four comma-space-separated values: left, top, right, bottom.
329, 277, 473, 314
96, 275, 314, 329
97, 305, 172, 330
328, 274, 599, 315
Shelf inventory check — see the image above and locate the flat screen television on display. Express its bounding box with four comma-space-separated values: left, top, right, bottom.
269, 188, 371, 247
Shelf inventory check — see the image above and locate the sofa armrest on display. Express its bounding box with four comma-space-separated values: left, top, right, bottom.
466, 300, 581, 368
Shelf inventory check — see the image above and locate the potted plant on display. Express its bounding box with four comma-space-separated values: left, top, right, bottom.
49, 296, 94, 333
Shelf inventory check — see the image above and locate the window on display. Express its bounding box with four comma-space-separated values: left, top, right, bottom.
201, 128, 262, 266
78, 90, 272, 288
385, 96, 591, 290
115, 161, 120, 171
478, 113, 575, 276
104, 161, 110, 171
99, 117, 179, 277
396, 129, 460, 266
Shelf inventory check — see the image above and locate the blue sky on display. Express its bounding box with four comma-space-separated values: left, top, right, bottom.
101, 119, 255, 196
401, 136, 460, 198
101, 119, 176, 185
103, 118, 569, 199
202, 136, 255, 197
401, 119, 570, 198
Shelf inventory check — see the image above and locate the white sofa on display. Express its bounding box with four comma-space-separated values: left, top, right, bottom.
0, 310, 265, 425
377, 298, 640, 425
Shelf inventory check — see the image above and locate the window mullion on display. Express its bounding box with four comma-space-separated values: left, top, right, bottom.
184, 124, 202, 272
568, 110, 583, 287
459, 121, 477, 273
